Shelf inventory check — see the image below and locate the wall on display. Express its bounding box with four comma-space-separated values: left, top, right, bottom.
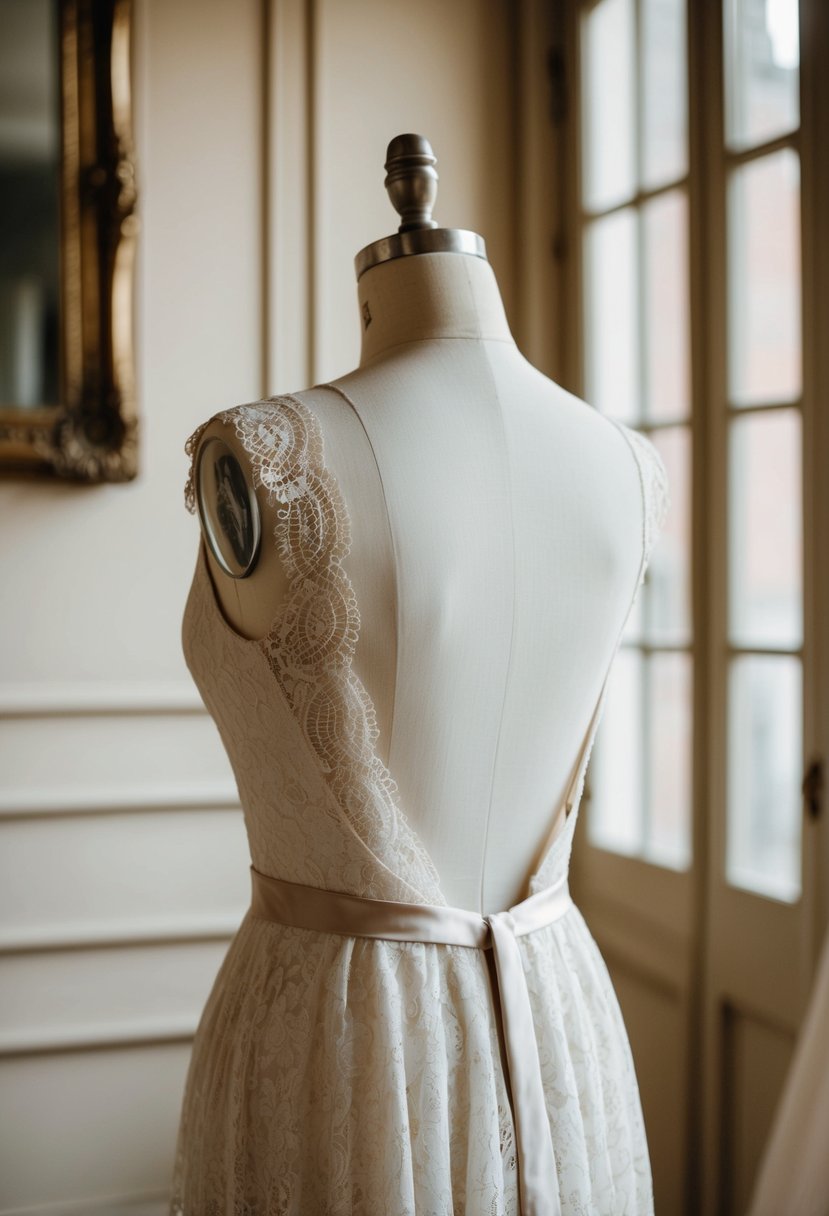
0, 1, 552, 1211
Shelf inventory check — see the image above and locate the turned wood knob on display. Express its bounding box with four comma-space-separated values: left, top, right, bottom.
384, 134, 439, 233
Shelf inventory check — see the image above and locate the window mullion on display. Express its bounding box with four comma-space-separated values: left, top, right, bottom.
684, 0, 721, 1206
799, 0, 829, 944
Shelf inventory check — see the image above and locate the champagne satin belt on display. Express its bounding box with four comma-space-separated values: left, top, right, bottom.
249, 864, 573, 1216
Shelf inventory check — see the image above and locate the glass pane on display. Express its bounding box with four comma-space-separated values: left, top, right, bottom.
582, 0, 636, 211
729, 409, 802, 648
724, 0, 800, 151
727, 655, 802, 901
0, 0, 62, 407
728, 149, 801, 405
589, 648, 644, 855
646, 651, 692, 868
646, 426, 692, 644
643, 190, 690, 422
584, 208, 640, 422
641, 0, 688, 188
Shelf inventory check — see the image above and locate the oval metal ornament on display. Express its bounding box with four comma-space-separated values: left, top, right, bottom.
195, 436, 261, 579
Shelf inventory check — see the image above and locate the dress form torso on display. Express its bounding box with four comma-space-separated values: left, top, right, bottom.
193, 252, 644, 913
174, 140, 664, 1210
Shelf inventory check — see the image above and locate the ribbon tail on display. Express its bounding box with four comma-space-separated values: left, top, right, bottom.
488, 912, 562, 1216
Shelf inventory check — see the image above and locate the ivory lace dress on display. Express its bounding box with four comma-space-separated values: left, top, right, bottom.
169, 391, 668, 1216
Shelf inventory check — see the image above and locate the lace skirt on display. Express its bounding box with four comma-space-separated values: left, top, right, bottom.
168, 904, 653, 1215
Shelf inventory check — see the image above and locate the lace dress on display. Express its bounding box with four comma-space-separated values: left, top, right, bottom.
169, 391, 669, 1216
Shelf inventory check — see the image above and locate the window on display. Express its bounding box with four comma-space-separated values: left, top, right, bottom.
723, 0, 803, 901
580, 0, 693, 869
578, 0, 805, 894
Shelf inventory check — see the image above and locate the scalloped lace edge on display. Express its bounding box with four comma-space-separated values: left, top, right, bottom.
185, 396, 448, 907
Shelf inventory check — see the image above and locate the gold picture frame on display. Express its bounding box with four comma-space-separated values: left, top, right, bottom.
0, 0, 139, 482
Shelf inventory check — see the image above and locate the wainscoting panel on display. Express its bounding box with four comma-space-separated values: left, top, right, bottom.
0, 809, 249, 945
720, 1006, 795, 1216
0, 1046, 191, 1212
0, 939, 232, 1057
0, 706, 237, 811
612, 966, 689, 1216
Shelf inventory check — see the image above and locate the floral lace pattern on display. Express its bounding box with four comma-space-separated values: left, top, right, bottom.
170, 395, 666, 1214
184, 396, 446, 908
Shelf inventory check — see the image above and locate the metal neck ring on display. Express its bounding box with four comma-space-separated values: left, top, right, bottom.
354, 227, 487, 281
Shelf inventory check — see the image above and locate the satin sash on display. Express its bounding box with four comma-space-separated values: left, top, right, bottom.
249, 864, 572, 1216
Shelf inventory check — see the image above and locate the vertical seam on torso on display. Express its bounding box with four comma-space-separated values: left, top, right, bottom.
314, 381, 402, 773
476, 343, 518, 914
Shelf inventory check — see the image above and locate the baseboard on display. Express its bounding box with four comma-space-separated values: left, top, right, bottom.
1, 1192, 168, 1216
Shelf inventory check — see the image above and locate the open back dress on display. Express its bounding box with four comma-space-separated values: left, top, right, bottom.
169, 387, 668, 1216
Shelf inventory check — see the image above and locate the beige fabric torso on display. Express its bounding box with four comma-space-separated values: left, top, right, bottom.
194, 338, 648, 913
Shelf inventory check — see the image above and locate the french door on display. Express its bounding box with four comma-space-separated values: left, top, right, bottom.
554, 1, 829, 1211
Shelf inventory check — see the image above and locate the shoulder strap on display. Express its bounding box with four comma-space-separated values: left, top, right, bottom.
183, 405, 252, 517
558, 418, 671, 819
183, 395, 299, 517
612, 420, 670, 580
183, 416, 212, 515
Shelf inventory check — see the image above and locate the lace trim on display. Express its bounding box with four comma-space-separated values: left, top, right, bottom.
184, 396, 447, 907
614, 422, 671, 580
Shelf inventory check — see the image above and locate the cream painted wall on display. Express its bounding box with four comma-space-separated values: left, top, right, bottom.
312, 0, 517, 382
0, 1, 545, 1211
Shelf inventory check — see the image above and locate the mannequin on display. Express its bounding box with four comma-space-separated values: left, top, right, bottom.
191, 135, 644, 914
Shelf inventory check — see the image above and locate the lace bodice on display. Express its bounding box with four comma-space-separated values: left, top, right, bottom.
183, 393, 668, 909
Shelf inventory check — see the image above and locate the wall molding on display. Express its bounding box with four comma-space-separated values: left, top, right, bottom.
0, 780, 240, 821
1, 1191, 169, 1216
0, 1014, 200, 1060
0, 911, 243, 957
0, 681, 205, 719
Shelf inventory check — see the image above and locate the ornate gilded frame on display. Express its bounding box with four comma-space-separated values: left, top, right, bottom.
0, 0, 138, 482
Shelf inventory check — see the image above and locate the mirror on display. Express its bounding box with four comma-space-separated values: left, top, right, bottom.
0, 0, 138, 482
